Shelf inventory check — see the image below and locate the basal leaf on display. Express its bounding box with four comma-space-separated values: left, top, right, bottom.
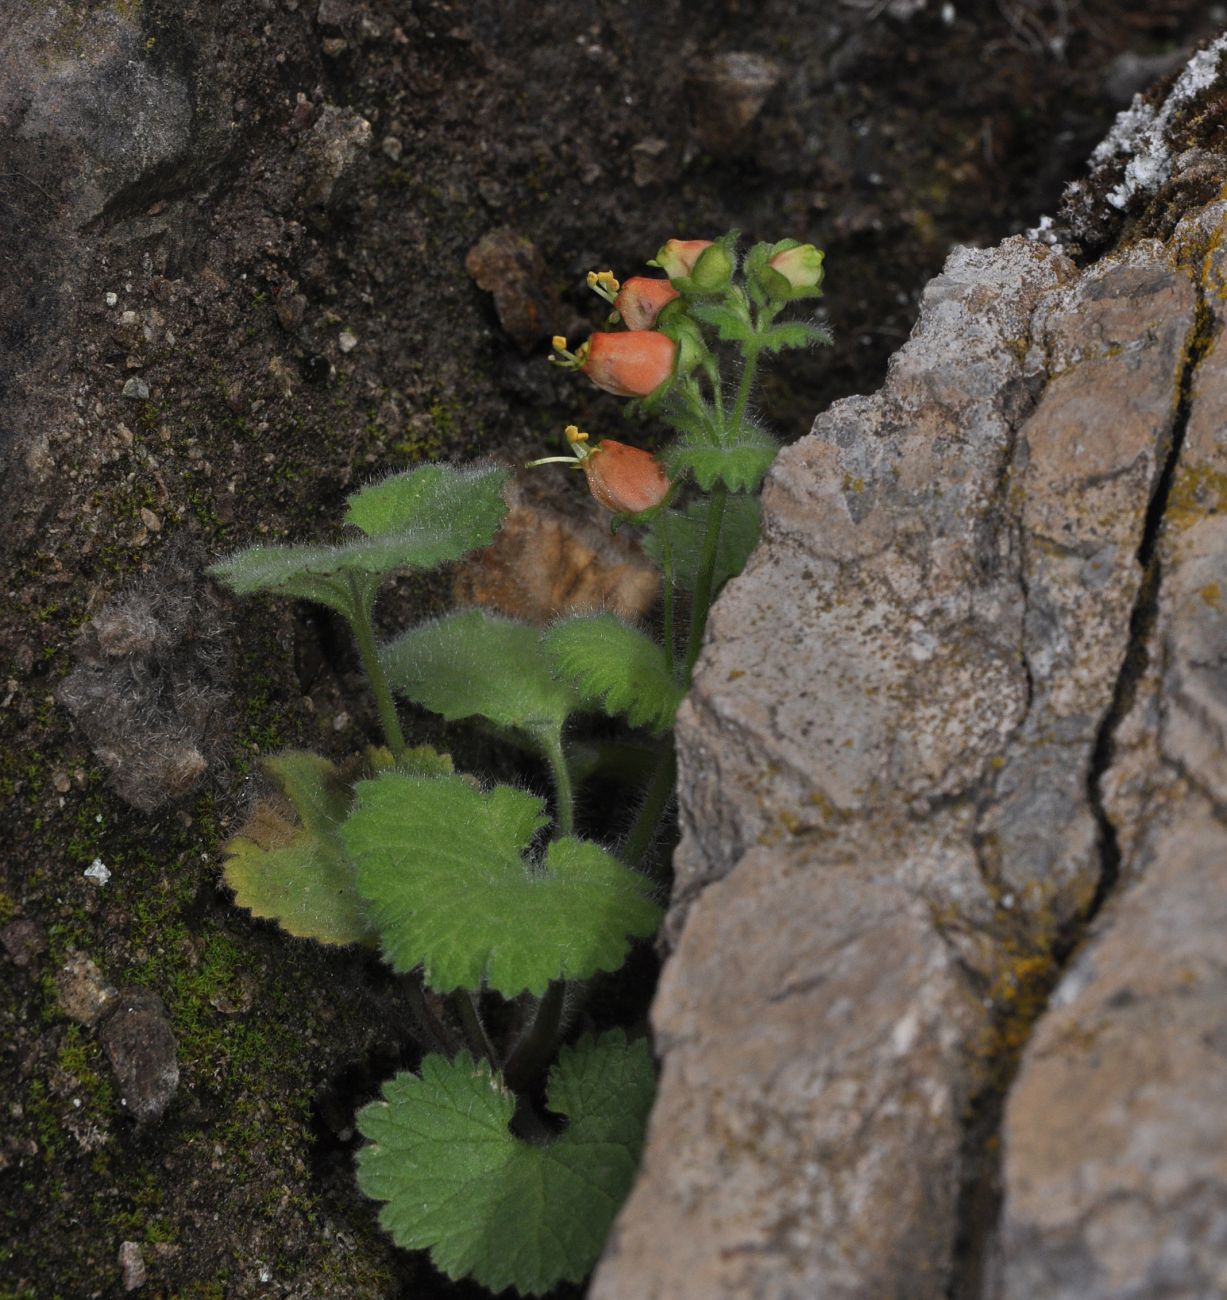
344, 462, 510, 562
643, 494, 762, 594
356, 1031, 655, 1296
664, 424, 779, 492
223, 751, 376, 946
544, 614, 683, 733
340, 773, 661, 996
381, 610, 581, 745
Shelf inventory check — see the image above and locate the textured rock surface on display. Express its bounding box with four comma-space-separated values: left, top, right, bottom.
595, 42, 1227, 1300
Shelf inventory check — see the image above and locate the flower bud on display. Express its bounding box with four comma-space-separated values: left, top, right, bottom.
582, 440, 671, 515
580, 330, 676, 398
652, 239, 713, 280
613, 277, 679, 330
768, 243, 824, 292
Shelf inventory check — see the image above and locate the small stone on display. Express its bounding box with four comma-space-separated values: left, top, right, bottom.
631, 137, 675, 188
274, 284, 307, 330
119, 1239, 146, 1291
686, 51, 782, 154
138, 508, 161, 533
56, 952, 118, 1026
1, 919, 47, 969
381, 135, 402, 161
338, 328, 358, 353
84, 858, 112, 886
321, 36, 348, 56
300, 104, 372, 207
100, 989, 180, 1124
464, 228, 559, 354
122, 377, 150, 401
105, 292, 118, 307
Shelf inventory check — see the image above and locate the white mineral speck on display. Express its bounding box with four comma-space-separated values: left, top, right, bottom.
339, 328, 358, 352
84, 859, 111, 885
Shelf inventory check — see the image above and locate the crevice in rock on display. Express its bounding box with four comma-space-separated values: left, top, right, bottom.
947, 272, 1214, 1300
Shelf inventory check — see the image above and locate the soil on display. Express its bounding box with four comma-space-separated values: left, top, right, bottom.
1, 1, 1221, 1295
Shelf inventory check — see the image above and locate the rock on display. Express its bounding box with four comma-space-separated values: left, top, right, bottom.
464, 228, 559, 354
57, 541, 231, 812
630, 137, 676, 188
55, 953, 117, 1028
122, 378, 151, 401
686, 53, 782, 154
100, 990, 180, 1125
118, 1239, 147, 1291
1, 918, 46, 969
452, 474, 658, 623
596, 46, 1227, 1298
299, 104, 372, 207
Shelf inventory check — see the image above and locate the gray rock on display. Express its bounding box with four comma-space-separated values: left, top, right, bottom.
596, 48, 1227, 1299
100, 990, 179, 1125
299, 104, 372, 207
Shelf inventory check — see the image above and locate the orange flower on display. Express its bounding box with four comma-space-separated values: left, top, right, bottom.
580, 330, 676, 398
581, 439, 671, 514
614, 277, 679, 330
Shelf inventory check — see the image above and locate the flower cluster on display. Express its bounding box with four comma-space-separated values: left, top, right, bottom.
538, 232, 827, 519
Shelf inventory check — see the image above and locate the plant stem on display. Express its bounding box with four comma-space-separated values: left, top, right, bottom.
621, 745, 677, 872
503, 980, 566, 1092
660, 525, 676, 679
402, 975, 455, 1055
453, 990, 497, 1064
730, 343, 761, 439
542, 733, 574, 837
347, 576, 406, 757
685, 481, 727, 676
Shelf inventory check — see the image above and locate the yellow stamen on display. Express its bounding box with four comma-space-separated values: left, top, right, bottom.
552, 335, 568, 351
596, 270, 620, 291
565, 425, 590, 444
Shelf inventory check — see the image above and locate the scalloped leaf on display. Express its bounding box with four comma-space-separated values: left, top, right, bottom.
757, 320, 833, 353
687, 300, 754, 342
340, 772, 661, 996
208, 462, 510, 617
664, 424, 779, 492
344, 462, 510, 557
381, 610, 580, 746
544, 615, 683, 733
643, 494, 761, 594
356, 1031, 655, 1296
222, 751, 376, 946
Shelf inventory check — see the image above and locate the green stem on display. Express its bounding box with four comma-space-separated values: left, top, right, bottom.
542, 733, 574, 837
660, 525, 676, 679
503, 980, 567, 1092
621, 746, 677, 872
730, 343, 761, 439
347, 576, 406, 757
685, 481, 728, 676
453, 990, 497, 1064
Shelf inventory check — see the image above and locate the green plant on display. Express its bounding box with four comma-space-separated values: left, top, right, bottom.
210, 231, 828, 1295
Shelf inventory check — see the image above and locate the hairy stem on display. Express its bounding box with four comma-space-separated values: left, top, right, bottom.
347, 577, 406, 757
661, 525, 676, 679
685, 482, 728, 675
503, 980, 567, 1092
453, 990, 498, 1064
542, 734, 574, 837
402, 975, 455, 1055
621, 746, 678, 873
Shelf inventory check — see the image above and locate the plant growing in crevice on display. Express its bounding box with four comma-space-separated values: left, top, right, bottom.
209, 231, 829, 1295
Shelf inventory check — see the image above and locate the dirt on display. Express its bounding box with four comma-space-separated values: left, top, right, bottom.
1, 0, 1221, 1295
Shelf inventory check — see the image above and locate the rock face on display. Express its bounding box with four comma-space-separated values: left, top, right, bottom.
594, 38, 1227, 1300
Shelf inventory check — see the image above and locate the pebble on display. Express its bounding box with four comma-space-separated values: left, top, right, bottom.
105, 292, 119, 307
119, 1240, 146, 1291
122, 377, 150, 400
84, 858, 112, 885
100, 989, 180, 1124
55, 952, 118, 1026
338, 328, 358, 353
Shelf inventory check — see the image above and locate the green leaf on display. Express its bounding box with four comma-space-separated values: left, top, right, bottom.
757, 320, 834, 353
344, 462, 510, 559
208, 462, 510, 618
356, 1031, 655, 1296
688, 301, 753, 342
222, 752, 376, 946
545, 614, 683, 732
341, 773, 661, 996
643, 494, 762, 594
664, 424, 779, 492
381, 610, 581, 747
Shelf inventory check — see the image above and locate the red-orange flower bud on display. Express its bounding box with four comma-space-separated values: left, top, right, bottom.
653, 239, 713, 279
580, 330, 676, 398
613, 277, 679, 330
582, 440, 671, 515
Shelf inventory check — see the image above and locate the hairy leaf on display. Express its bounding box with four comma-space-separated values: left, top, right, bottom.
207, 544, 379, 620
356, 1031, 655, 1296
341, 773, 661, 996
757, 320, 834, 353
544, 615, 683, 732
687, 301, 753, 342
643, 494, 762, 594
381, 610, 581, 747
344, 461, 510, 558
223, 751, 376, 946
664, 424, 779, 492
